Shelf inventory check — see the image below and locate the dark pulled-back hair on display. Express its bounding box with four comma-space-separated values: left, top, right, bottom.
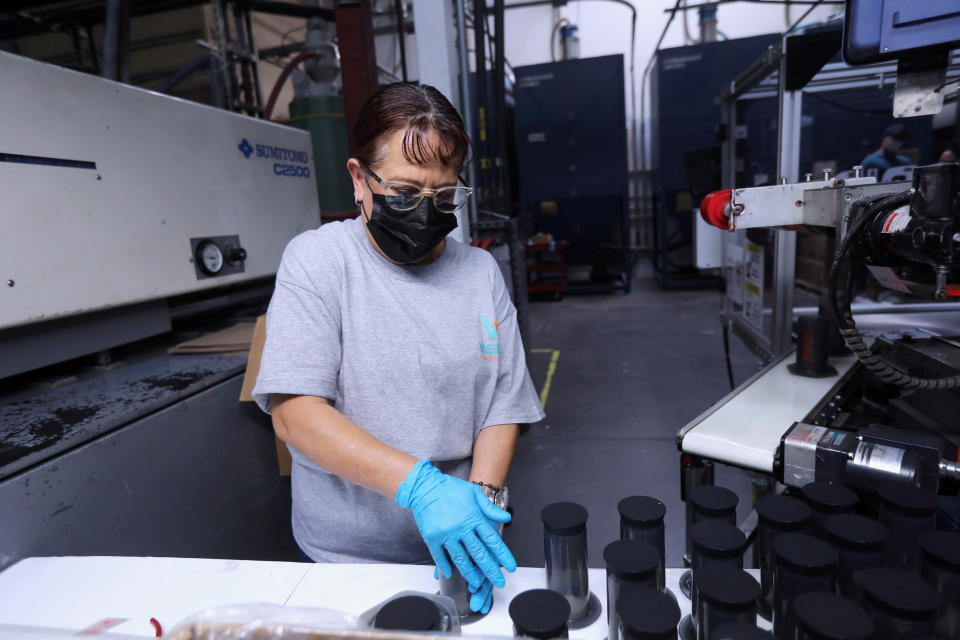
354, 82, 471, 170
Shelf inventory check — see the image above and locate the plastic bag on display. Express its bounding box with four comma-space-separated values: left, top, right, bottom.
165, 602, 358, 639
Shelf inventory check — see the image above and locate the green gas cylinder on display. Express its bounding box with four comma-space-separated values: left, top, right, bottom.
288, 95, 355, 215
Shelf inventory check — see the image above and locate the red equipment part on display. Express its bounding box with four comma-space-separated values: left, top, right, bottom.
700, 189, 732, 229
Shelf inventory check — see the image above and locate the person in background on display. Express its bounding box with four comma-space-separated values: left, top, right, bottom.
939, 147, 957, 163
861, 123, 911, 175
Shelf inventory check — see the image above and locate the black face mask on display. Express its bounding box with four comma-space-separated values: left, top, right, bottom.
363, 193, 459, 264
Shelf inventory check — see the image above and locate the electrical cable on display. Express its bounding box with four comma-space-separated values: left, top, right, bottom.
827, 193, 960, 390
722, 323, 736, 390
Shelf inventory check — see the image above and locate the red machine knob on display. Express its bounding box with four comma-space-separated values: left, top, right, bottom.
700, 189, 732, 229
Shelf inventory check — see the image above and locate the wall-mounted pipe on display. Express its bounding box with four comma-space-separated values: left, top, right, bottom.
100, 0, 130, 82
160, 54, 227, 109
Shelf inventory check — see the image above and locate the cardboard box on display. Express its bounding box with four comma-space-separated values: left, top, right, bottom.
240, 315, 292, 476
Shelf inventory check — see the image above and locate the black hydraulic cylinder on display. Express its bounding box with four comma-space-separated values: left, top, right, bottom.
618, 496, 667, 589
541, 502, 590, 621
876, 483, 938, 568
823, 513, 887, 602
755, 494, 810, 619
770, 532, 837, 640
860, 567, 941, 639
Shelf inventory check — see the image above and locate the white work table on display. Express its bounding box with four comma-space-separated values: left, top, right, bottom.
0, 557, 713, 638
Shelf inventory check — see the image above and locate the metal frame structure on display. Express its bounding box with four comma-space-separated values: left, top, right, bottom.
716, 30, 960, 361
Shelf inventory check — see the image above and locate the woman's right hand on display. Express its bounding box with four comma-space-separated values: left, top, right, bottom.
396, 460, 517, 589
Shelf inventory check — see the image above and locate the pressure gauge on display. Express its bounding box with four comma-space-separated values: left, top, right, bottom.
196, 241, 225, 275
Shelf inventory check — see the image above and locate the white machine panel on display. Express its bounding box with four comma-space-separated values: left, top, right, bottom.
1, 52, 320, 330
693, 209, 723, 269
679, 353, 857, 472
728, 176, 878, 230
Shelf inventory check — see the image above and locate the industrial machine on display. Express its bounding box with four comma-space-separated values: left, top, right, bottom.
650, 34, 778, 291
513, 55, 630, 293
678, 6, 960, 507
0, 50, 319, 569
690, 163, 960, 491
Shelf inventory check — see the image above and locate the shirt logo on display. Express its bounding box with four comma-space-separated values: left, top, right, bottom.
480, 316, 500, 360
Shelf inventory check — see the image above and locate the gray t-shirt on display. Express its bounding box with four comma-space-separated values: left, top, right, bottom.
253, 217, 544, 563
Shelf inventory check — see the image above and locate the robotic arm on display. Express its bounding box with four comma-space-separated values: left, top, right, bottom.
700, 162, 960, 390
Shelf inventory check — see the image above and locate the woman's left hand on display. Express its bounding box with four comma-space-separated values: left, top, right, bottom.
397, 460, 517, 589
468, 577, 494, 613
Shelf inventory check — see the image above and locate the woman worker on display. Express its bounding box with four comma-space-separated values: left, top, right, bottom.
252, 82, 544, 613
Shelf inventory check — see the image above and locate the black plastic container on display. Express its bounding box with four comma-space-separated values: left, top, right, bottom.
755, 494, 810, 619
509, 589, 571, 640
712, 623, 773, 639
794, 591, 873, 640
604, 539, 660, 640
823, 513, 887, 601
374, 595, 443, 631
617, 586, 681, 640
690, 521, 747, 626
438, 569, 472, 617
876, 483, 938, 568
696, 565, 760, 640
917, 531, 960, 639
618, 496, 667, 588
541, 502, 590, 621
439, 548, 487, 620
771, 532, 837, 640
800, 482, 858, 539
685, 486, 738, 563
692, 521, 747, 570
860, 567, 940, 639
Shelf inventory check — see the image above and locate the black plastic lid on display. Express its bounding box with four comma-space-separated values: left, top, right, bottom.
541, 502, 588, 535
861, 568, 940, 618
756, 494, 810, 530
603, 540, 659, 581
616, 587, 681, 639
374, 595, 442, 631
508, 589, 570, 639
823, 513, 887, 550
877, 483, 939, 516
618, 496, 666, 527
697, 565, 760, 610
687, 485, 738, 517
712, 622, 772, 639
691, 520, 746, 559
794, 592, 873, 640
772, 532, 836, 575
801, 482, 858, 514
917, 530, 960, 571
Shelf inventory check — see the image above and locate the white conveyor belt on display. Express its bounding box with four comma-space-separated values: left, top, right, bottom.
679, 353, 858, 472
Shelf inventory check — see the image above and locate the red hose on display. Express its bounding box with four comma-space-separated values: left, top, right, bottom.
263, 51, 317, 121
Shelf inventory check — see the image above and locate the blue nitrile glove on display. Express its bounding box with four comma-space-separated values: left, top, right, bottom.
433, 568, 495, 613
468, 577, 494, 614
397, 460, 516, 589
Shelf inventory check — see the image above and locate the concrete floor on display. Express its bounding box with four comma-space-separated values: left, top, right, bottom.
504, 269, 762, 569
